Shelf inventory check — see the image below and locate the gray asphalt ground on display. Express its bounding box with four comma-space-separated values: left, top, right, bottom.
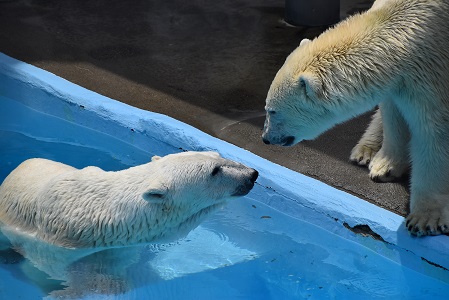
0, 0, 410, 216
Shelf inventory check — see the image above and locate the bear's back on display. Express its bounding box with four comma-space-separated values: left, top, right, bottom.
0, 158, 76, 229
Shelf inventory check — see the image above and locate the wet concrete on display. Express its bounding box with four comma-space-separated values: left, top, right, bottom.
0, 0, 409, 216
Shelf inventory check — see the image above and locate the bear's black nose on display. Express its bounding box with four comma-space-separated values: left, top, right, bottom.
250, 169, 259, 183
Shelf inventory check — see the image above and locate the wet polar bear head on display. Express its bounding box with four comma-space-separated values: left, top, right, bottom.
0, 151, 259, 248
143, 151, 259, 240
146, 151, 258, 200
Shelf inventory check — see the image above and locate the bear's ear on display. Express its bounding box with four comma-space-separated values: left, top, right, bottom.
298, 73, 323, 98
142, 185, 168, 203
299, 38, 311, 47
151, 155, 162, 162
205, 151, 220, 158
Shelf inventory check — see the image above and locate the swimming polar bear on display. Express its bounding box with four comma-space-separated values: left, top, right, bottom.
262, 0, 449, 236
0, 151, 258, 248
0, 151, 258, 298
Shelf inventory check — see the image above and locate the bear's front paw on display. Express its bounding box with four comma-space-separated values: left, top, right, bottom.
406, 209, 449, 237
368, 150, 408, 182
350, 144, 378, 167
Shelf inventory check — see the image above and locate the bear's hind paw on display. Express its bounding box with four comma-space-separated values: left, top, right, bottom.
350, 144, 378, 167
368, 151, 408, 182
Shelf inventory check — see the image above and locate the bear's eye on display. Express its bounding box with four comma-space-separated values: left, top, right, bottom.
211, 166, 221, 176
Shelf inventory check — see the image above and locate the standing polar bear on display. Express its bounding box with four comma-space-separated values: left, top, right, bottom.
0, 151, 258, 248
262, 0, 449, 236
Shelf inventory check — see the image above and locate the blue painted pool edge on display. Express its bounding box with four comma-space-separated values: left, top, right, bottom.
1, 52, 448, 273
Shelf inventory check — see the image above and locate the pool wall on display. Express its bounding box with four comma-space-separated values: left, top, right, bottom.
1, 53, 448, 275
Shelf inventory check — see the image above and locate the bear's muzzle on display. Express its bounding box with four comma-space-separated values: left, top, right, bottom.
232, 169, 258, 196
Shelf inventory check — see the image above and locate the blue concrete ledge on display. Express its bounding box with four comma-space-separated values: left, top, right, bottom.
1, 52, 448, 276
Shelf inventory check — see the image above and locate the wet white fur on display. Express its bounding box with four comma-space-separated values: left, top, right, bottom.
0, 151, 257, 248
262, 0, 449, 236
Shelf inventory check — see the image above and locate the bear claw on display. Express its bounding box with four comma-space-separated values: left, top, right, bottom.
350, 144, 378, 167
368, 156, 407, 183
406, 207, 449, 236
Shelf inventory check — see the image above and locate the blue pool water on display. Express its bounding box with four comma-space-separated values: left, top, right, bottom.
1, 95, 449, 299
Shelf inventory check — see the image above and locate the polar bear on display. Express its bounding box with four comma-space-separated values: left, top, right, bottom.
261, 0, 449, 236
0, 151, 258, 297
0, 151, 258, 248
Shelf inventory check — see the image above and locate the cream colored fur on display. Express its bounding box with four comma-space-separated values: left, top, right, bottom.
0, 151, 258, 297
262, 0, 449, 236
0, 151, 258, 248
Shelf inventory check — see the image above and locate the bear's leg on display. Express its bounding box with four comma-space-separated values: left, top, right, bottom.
368, 102, 410, 182
350, 108, 383, 166
406, 133, 449, 236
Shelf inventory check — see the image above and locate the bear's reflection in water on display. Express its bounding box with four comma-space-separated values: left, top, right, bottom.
0, 225, 256, 299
